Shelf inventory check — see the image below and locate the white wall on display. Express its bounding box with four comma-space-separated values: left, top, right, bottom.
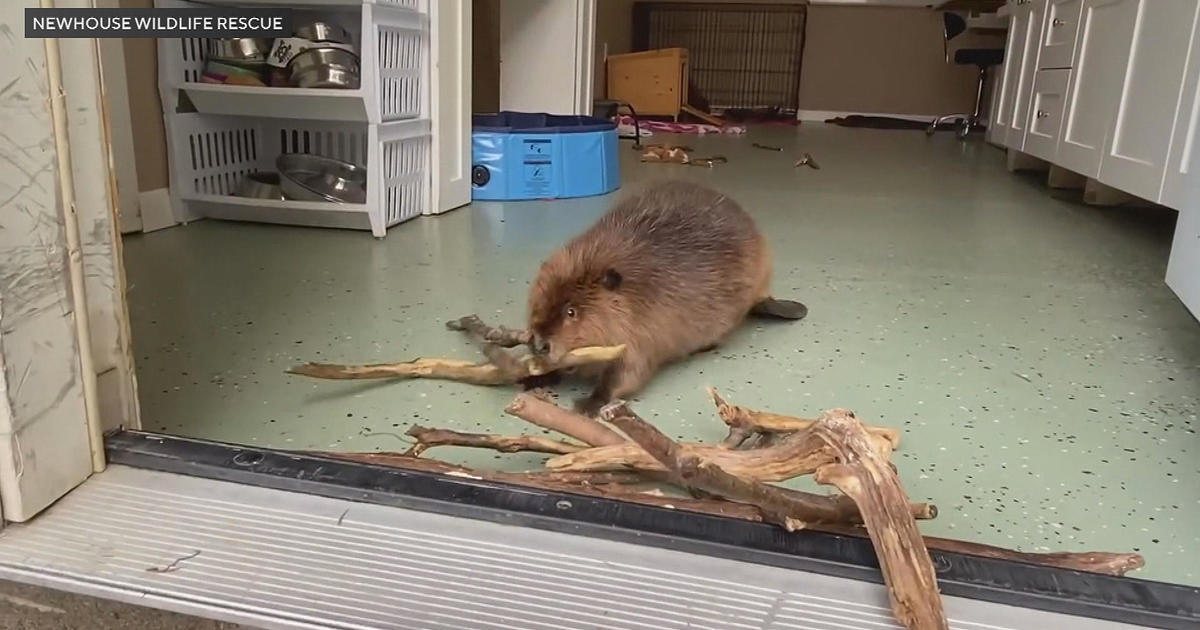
499, 0, 594, 114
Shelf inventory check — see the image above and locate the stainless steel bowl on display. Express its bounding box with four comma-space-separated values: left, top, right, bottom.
294, 21, 352, 45
207, 38, 271, 65
277, 154, 367, 204
288, 46, 360, 89
234, 172, 286, 200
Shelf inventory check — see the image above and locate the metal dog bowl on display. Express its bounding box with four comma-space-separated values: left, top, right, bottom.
288, 47, 360, 89
207, 38, 271, 66
277, 154, 367, 204
234, 172, 286, 200
294, 22, 352, 45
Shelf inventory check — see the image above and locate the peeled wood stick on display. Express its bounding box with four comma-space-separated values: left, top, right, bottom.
599, 402, 931, 529
546, 425, 897, 482
505, 393, 626, 447
708, 387, 901, 449
445, 314, 532, 347
811, 409, 947, 630
403, 425, 584, 457
287, 344, 625, 384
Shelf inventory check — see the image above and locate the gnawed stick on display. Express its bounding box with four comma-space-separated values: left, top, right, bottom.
287, 344, 625, 384
599, 402, 932, 529
302, 449, 1141, 577
505, 392, 626, 447
815, 523, 1144, 577
404, 426, 584, 457
445, 314, 532, 348
811, 409, 948, 630
304, 450, 760, 520
545, 425, 899, 483
708, 387, 901, 449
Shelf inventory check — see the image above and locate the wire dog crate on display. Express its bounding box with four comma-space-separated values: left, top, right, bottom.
157, 0, 431, 237
632, 2, 807, 112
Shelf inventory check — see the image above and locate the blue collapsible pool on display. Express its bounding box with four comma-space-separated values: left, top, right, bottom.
471, 112, 619, 201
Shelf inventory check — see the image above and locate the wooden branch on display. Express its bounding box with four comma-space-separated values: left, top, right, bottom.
811, 409, 948, 630
599, 402, 931, 529
815, 524, 1144, 577
287, 344, 625, 384
403, 425, 584, 457
546, 423, 897, 483
302, 449, 1142, 577
304, 450, 760, 520
708, 387, 900, 449
445, 314, 532, 347
505, 393, 626, 447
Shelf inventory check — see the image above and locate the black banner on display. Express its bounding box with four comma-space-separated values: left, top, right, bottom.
26, 8, 293, 39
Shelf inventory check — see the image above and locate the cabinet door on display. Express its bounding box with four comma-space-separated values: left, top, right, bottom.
1167, 205, 1200, 319
1039, 0, 1084, 69
990, 1, 1025, 144
1007, 0, 1047, 149
1023, 69, 1071, 160
1161, 7, 1200, 211
1056, 0, 1140, 177
1096, 1, 1199, 201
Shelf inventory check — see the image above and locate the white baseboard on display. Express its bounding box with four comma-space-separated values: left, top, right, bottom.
137, 188, 176, 233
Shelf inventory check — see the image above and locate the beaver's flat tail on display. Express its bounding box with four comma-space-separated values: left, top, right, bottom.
751, 297, 808, 320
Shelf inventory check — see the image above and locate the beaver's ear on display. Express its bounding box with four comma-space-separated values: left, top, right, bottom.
601, 268, 622, 290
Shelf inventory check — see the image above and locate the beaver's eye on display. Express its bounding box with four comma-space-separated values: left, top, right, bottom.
565, 307, 577, 319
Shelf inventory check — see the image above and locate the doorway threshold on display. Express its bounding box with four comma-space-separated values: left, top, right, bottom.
0, 431, 1192, 630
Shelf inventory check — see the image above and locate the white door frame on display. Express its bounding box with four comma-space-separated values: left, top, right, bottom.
429, 0, 473, 215
0, 0, 117, 521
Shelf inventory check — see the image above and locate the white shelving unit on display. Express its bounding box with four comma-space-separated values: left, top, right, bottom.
157, 0, 431, 237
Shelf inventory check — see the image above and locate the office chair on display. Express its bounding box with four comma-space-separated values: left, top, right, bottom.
926, 12, 1005, 139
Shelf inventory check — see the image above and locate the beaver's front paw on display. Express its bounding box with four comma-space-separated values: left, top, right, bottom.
573, 393, 610, 417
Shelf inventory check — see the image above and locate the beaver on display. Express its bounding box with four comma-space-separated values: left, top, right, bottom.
527, 180, 806, 413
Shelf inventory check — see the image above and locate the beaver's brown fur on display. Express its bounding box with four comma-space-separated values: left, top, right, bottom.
527, 180, 775, 413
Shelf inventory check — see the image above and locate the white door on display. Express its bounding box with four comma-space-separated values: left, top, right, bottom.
1008, 0, 1048, 150
1095, 1, 1199, 201
1056, 0, 1140, 177
429, 0, 472, 215
498, 0, 596, 115
1161, 7, 1200, 210
0, 1, 105, 522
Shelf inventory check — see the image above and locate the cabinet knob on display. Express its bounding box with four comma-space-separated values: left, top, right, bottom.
1036, 110, 1050, 119
1052, 18, 1068, 27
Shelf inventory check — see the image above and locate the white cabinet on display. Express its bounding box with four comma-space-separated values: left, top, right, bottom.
992, 0, 1038, 145
1056, 0, 1140, 177
1167, 205, 1200, 319
1095, 1, 1199, 201
1008, 0, 1048, 149
1024, 69, 1071, 160
1160, 7, 1200, 210
1039, 0, 1083, 69
1057, 0, 1198, 197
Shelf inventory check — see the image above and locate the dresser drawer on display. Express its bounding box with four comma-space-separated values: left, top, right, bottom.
1023, 69, 1071, 160
1039, 0, 1083, 69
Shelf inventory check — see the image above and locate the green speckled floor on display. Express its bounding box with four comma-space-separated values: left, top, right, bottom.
123, 125, 1200, 586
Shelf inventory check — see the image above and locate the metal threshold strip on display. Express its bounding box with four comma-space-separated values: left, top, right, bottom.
0, 431, 1188, 630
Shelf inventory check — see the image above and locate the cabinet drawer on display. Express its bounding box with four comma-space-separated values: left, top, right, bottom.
1039, 0, 1083, 69
1023, 69, 1071, 160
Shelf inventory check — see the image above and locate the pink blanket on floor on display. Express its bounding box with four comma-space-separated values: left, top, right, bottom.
615, 115, 746, 136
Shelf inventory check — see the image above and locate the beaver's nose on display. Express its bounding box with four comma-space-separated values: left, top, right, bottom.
531, 335, 550, 355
